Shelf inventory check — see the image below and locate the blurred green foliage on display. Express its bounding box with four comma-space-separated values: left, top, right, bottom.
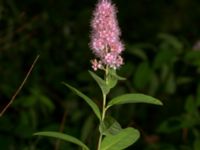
0, 0, 200, 149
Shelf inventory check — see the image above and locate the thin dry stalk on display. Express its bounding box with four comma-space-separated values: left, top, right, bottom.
0, 55, 40, 117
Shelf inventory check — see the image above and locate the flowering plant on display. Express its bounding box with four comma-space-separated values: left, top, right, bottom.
34, 0, 162, 149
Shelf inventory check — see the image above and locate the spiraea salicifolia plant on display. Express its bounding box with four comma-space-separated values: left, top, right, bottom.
34, 0, 163, 149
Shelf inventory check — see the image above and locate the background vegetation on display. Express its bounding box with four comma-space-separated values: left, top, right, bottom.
0, 0, 200, 149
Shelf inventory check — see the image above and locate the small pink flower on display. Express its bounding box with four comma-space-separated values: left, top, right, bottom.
103, 53, 123, 69
91, 59, 103, 71
90, 0, 124, 70
110, 41, 124, 54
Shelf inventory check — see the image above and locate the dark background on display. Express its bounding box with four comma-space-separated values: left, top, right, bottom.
0, 0, 200, 149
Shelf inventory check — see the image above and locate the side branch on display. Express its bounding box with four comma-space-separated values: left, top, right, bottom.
0, 55, 40, 117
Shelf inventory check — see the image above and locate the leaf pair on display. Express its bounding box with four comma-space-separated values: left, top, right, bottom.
62, 78, 162, 121
99, 116, 140, 150
100, 127, 140, 150
99, 116, 122, 136
34, 127, 140, 150
89, 70, 125, 96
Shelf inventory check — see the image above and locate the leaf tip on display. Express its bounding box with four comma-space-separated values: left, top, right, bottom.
157, 100, 164, 106
33, 132, 40, 136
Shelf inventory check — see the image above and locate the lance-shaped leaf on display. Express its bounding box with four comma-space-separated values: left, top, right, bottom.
100, 127, 140, 150
34, 131, 89, 150
107, 69, 126, 90
107, 73, 118, 90
108, 68, 126, 81
63, 82, 101, 120
99, 116, 122, 136
107, 93, 163, 109
89, 71, 110, 95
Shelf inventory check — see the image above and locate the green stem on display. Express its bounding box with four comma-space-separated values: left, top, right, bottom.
97, 132, 103, 150
97, 66, 109, 150
97, 93, 106, 150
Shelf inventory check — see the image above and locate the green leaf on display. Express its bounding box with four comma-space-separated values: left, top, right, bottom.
39, 95, 55, 113
184, 51, 200, 66
62, 82, 101, 120
134, 62, 152, 88
99, 116, 122, 136
157, 117, 184, 133
107, 74, 117, 90
127, 47, 148, 60
107, 73, 118, 90
108, 68, 126, 81
158, 33, 183, 52
153, 49, 177, 69
184, 96, 196, 113
194, 138, 200, 150
100, 127, 140, 150
157, 115, 197, 134
81, 115, 94, 141
165, 73, 176, 94
107, 93, 163, 108
34, 131, 89, 150
107, 69, 126, 90
89, 71, 110, 95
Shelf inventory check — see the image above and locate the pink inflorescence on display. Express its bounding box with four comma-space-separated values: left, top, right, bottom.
90, 0, 124, 70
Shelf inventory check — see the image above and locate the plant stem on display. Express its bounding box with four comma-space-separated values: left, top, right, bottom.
97, 133, 103, 150
97, 93, 107, 150
97, 66, 109, 150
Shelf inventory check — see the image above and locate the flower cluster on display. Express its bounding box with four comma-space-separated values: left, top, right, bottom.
90, 0, 124, 70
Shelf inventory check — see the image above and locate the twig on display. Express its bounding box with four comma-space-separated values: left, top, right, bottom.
54, 109, 68, 150
0, 55, 40, 117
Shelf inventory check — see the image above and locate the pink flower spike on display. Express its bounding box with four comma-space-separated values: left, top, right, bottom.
90, 0, 124, 70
